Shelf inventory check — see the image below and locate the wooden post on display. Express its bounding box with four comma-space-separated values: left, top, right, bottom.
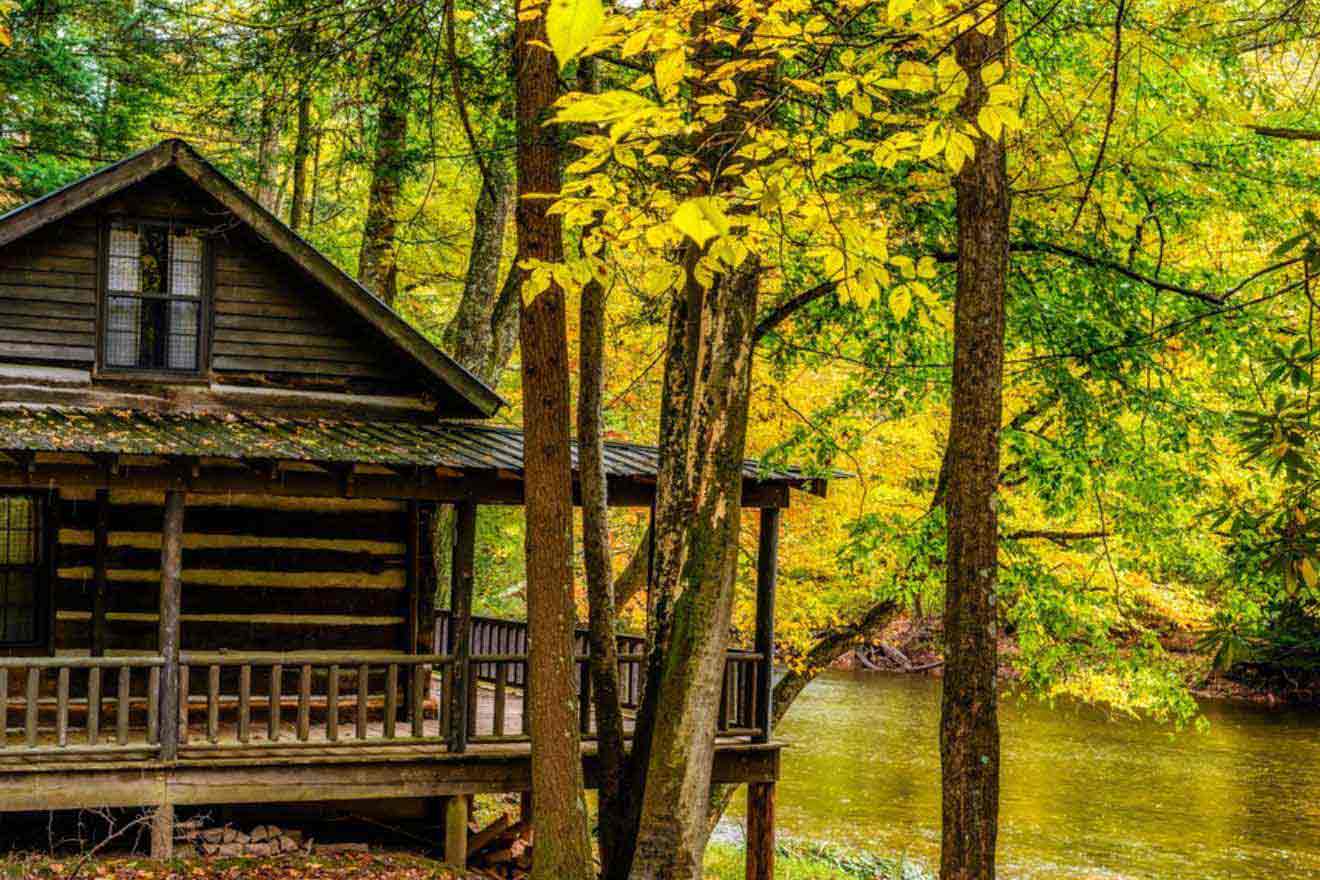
150, 803, 174, 860
157, 490, 184, 761
91, 489, 109, 657
754, 507, 780, 743
443, 794, 468, 867
403, 500, 421, 720
745, 782, 775, 880
447, 500, 476, 752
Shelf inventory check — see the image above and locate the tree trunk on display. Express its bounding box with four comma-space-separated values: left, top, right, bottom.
627, 257, 761, 880
289, 84, 312, 232
358, 74, 409, 305
941, 11, 1010, 880
255, 94, 280, 212
443, 157, 516, 384
514, 2, 594, 877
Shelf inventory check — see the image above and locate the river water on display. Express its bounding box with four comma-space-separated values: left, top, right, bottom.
737, 670, 1320, 879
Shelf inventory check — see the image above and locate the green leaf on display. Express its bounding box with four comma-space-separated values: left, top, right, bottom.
672, 196, 731, 247
546, 0, 605, 71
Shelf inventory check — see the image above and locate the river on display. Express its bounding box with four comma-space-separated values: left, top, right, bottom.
732, 670, 1320, 879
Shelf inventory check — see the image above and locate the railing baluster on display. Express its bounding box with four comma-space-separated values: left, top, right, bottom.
117, 666, 130, 746
327, 664, 339, 742
465, 663, 478, 741
411, 665, 425, 738
178, 664, 190, 745
147, 667, 160, 744
87, 667, 101, 746
297, 664, 311, 742
238, 665, 251, 744
718, 663, 732, 732
578, 659, 591, 735
207, 665, 220, 744
269, 663, 282, 742
356, 665, 369, 740
493, 661, 506, 737
384, 664, 398, 739
0, 670, 7, 749
56, 667, 69, 747
24, 667, 37, 748
520, 662, 530, 736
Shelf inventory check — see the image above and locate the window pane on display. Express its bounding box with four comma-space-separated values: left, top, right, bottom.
140, 227, 168, 294
0, 572, 36, 643
108, 228, 141, 292
170, 233, 202, 298
0, 497, 34, 566
167, 300, 199, 370
105, 295, 143, 367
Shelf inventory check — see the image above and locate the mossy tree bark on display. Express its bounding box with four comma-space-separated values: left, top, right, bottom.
288, 83, 312, 232
627, 256, 761, 880
941, 9, 1010, 880
358, 72, 409, 305
513, 1, 594, 877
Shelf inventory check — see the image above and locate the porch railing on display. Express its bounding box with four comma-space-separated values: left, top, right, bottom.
175, 652, 452, 751
1, 622, 764, 760
0, 656, 164, 756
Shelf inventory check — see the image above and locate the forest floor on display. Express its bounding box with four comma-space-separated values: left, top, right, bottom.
0, 853, 468, 880
1, 840, 928, 880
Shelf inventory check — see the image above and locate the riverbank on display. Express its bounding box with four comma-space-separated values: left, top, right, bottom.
847, 613, 1320, 708
705, 839, 930, 880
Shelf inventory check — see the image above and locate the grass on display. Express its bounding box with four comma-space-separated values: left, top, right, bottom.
704, 837, 933, 880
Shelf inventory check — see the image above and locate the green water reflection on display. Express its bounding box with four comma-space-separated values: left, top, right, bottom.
737, 670, 1320, 879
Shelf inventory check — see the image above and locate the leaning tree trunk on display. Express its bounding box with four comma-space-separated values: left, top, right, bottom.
513, 2, 594, 878
941, 10, 1010, 880
358, 74, 409, 305
288, 84, 312, 232
627, 256, 761, 880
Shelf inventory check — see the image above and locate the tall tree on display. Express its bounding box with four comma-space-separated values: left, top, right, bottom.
941, 7, 1010, 879
513, 0, 594, 877
288, 82, 313, 232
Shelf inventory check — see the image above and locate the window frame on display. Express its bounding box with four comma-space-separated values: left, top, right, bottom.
0, 492, 49, 651
95, 217, 214, 382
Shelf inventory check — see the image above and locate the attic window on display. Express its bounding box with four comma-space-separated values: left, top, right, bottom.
102, 223, 206, 373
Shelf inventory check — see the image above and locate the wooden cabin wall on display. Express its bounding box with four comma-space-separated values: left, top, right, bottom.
53, 489, 417, 655
0, 213, 98, 367
0, 171, 434, 399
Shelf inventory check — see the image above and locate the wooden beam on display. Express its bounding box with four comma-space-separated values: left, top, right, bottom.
448, 501, 476, 753
745, 782, 776, 880
150, 803, 174, 860
444, 794, 469, 868
91, 489, 109, 657
158, 490, 185, 761
754, 507, 780, 743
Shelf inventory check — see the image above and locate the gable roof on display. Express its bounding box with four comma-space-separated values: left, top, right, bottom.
0, 139, 505, 420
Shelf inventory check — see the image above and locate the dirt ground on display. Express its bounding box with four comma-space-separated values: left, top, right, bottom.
0, 853, 471, 880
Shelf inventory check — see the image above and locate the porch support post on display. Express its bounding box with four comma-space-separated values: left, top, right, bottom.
443, 793, 469, 867
150, 802, 175, 860
91, 488, 109, 657
745, 781, 775, 880
447, 500, 476, 752
754, 507, 780, 743
158, 489, 185, 761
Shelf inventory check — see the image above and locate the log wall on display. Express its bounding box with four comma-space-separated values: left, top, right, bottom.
53, 489, 416, 654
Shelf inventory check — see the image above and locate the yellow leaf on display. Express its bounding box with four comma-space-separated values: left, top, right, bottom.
672, 197, 731, 246
620, 26, 650, 58
981, 61, 1004, 86
654, 48, 685, 96
545, 0, 605, 70
0, 25, 9, 48
945, 130, 975, 172
887, 0, 915, 20
890, 284, 912, 320
977, 105, 1003, 140
828, 109, 858, 136
918, 123, 946, 160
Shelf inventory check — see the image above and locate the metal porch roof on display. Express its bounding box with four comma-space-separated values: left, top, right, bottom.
0, 407, 830, 487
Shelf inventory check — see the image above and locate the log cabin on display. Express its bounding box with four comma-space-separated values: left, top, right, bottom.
0, 140, 825, 877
